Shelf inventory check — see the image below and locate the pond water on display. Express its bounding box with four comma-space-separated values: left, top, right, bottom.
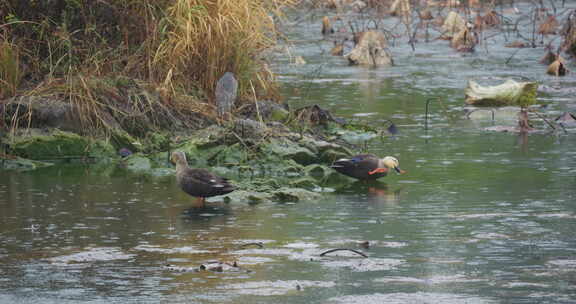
2, 1, 576, 303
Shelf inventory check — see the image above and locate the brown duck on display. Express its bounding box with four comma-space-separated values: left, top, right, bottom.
171, 151, 235, 205
331, 154, 405, 180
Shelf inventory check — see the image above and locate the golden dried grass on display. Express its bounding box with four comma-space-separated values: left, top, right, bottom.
153, 0, 293, 106
547, 58, 568, 76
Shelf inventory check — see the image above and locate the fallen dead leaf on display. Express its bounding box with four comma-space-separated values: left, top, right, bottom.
547, 58, 569, 76
505, 41, 527, 48
322, 16, 334, 35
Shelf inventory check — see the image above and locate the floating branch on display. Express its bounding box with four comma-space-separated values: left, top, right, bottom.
319, 248, 368, 258
238, 242, 264, 249
529, 109, 557, 131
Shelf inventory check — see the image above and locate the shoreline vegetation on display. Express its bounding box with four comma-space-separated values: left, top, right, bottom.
0, 0, 293, 137
0, 0, 296, 166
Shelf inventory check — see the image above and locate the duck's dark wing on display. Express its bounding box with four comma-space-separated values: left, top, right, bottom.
331, 154, 385, 180
178, 168, 235, 198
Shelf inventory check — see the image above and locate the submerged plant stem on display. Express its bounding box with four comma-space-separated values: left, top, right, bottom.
319, 248, 368, 258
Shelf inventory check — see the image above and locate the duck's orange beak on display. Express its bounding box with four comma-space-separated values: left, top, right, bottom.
394, 167, 407, 174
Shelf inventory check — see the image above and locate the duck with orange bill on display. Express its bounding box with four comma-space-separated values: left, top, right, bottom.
331, 154, 406, 181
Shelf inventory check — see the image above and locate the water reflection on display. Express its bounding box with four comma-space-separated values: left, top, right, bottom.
336, 181, 402, 205
179, 204, 233, 230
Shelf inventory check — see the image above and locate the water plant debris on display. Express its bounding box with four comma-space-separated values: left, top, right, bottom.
319, 248, 368, 258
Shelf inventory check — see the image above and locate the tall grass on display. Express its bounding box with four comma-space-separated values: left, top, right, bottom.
154, 0, 292, 105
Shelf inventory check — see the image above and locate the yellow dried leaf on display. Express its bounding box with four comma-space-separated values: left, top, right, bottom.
547, 59, 568, 76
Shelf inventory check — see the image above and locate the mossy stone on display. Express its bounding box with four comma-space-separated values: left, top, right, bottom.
299, 137, 351, 155
304, 164, 331, 179
272, 187, 321, 202
320, 148, 350, 164
10, 130, 115, 160
218, 190, 273, 204
124, 154, 152, 171
190, 125, 230, 148
289, 177, 318, 189
202, 143, 248, 166
263, 138, 317, 165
